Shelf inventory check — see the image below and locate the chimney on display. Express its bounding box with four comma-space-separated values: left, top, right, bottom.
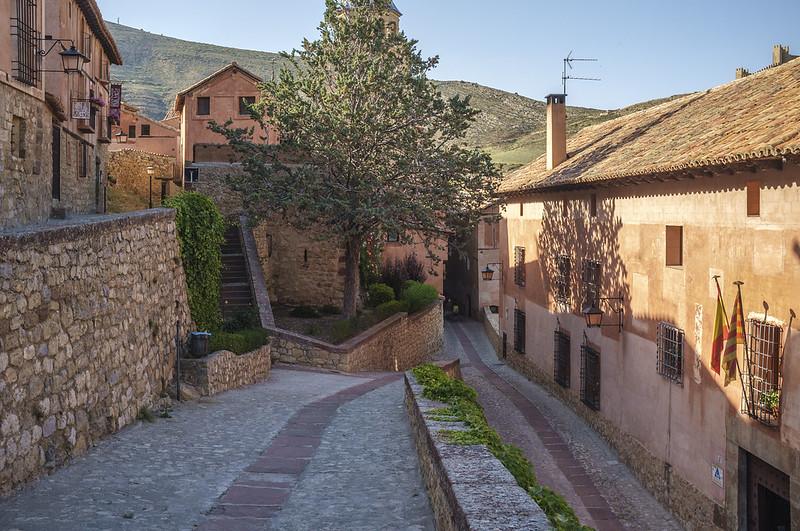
546, 94, 567, 170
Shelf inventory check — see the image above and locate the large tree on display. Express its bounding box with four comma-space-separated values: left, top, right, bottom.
215, 0, 499, 317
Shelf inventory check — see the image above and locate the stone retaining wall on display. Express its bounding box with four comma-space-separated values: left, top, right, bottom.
0, 209, 192, 495
270, 300, 444, 373
404, 370, 551, 530
107, 150, 178, 200
180, 344, 271, 397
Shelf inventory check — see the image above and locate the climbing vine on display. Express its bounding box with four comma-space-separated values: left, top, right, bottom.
164, 192, 225, 331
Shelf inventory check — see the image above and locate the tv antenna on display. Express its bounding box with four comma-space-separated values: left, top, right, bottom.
562, 51, 600, 95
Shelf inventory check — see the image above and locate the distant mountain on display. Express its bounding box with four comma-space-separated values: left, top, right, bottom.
107, 22, 679, 169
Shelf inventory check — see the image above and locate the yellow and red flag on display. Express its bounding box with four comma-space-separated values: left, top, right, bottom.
710, 290, 728, 375
722, 290, 746, 386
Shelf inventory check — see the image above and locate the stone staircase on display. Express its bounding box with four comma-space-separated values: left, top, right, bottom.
220, 226, 254, 318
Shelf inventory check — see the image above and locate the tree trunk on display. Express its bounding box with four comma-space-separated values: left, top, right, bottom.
342, 235, 361, 318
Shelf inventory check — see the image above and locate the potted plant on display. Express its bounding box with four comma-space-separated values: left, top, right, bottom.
760, 389, 781, 416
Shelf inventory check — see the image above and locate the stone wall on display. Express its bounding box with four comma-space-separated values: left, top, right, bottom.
0, 80, 51, 229
504, 352, 724, 530
107, 149, 178, 201
180, 344, 271, 397
0, 209, 192, 495
269, 300, 444, 373
404, 371, 551, 530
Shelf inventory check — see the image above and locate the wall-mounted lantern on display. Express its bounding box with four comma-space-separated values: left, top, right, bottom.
39, 39, 88, 75
582, 293, 624, 332
482, 262, 503, 282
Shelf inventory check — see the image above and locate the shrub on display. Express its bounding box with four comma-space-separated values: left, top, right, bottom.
380, 254, 428, 297
164, 192, 225, 331
367, 283, 395, 307
401, 281, 439, 313
209, 328, 270, 355
290, 305, 321, 318
222, 307, 261, 332
331, 318, 358, 344
375, 300, 410, 321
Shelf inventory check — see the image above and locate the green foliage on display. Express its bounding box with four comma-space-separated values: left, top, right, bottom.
401, 281, 439, 313
375, 300, 410, 321
164, 192, 225, 331
290, 305, 321, 318
209, 328, 270, 355
222, 307, 261, 332
331, 318, 358, 344
137, 407, 156, 423
761, 390, 781, 412
411, 364, 591, 531
367, 283, 396, 307
381, 255, 428, 298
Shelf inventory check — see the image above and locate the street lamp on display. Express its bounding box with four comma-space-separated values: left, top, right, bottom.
147, 166, 155, 209
481, 262, 503, 282
39, 39, 88, 75
582, 293, 625, 332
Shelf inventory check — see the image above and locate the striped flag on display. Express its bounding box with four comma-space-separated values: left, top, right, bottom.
710, 290, 728, 375
723, 290, 745, 386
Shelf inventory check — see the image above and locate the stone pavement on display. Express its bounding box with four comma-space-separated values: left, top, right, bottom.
0, 367, 434, 531
441, 319, 684, 531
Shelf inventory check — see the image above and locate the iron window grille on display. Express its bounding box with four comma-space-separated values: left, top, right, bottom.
554, 255, 571, 308
656, 322, 684, 385
514, 309, 526, 354
554, 330, 570, 388
11, 0, 41, 87
514, 246, 526, 287
141, 124, 151, 137
741, 319, 783, 428
582, 259, 601, 309
580, 343, 601, 411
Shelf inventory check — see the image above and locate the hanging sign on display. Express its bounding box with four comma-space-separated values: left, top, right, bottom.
72, 100, 91, 120
109, 84, 122, 122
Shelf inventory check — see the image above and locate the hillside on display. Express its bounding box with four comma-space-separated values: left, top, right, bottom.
107, 22, 676, 168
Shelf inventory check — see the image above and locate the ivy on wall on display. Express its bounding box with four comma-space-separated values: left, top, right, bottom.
164, 192, 225, 331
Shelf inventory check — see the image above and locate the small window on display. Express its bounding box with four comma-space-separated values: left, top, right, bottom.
746, 181, 760, 217
514, 309, 526, 353
514, 246, 526, 287
581, 260, 601, 309
141, 124, 151, 137
580, 344, 601, 411
589, 193, 597, 217
197, 97, 211, 116
519, 203, 524, 217
184, 168, 199, 184
554, 330, 570, 388
11, 116, 26, 158
742, 319, 783, 427
128, 125, 136, 139
657, 322, 684, 385
554, 255, 571, 307
666, 226, 683, 267
80, 143, 88, 178
386, 230, 400, 243
239, 96, 256, 115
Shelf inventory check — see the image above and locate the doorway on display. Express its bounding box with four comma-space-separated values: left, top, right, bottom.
747, 452, 791, 530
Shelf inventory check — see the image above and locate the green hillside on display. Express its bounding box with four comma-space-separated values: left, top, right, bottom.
107, 22, 678, 169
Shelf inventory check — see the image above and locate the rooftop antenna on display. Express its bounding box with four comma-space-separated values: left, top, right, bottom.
562, 51, 600, 95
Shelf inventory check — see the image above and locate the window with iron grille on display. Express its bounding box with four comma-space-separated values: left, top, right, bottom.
657, 322, 684, 385
581, 260, 601, 309
11, 0, 40, 87
554, 330, 570, 388
741, 319, 783, 427
141, 124, 151, 137
580, 344, 600, 410
514, 247, 526, 287
514, 309, 526, 353
554, 255, 571, 307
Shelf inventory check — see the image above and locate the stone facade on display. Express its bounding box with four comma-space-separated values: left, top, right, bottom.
404, 370, 551, 530
0, 210, 192, 495
180, 344, 271, 397
107, 149, 179, 202
270, 300, 444, 372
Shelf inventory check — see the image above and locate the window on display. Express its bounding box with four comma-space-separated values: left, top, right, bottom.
554, 255, 571, 307
11, 0, 40, 87
197, 97, 211, 116
52, 126, 61, 200
581, 260, 601, 309
746, 181, 761, 217
141, 124, 151, 137
80, 143, 88, 178
554, 330, 570, 388
386, 230, 400, 243
514, 246, 526, 286
128, 125, 136, 139
514, 309, 526, 353
580, 344, 601, 411
589, 193, 597, 217
483, 221, 497, 249
239, 96, 256, 115
742, 319, 783, 427
657, 322, 684, 384
666, 226, 683, 266
184, 168, 199, 185
11, 116, 26, 158
519, 203, 524, 217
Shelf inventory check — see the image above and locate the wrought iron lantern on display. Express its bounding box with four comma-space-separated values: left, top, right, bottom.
582, 293, 625, 331
58, 45, 88, 74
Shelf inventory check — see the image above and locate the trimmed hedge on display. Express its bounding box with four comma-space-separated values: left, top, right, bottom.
209, 328, 270, 355
401, 281, 439, 313
375, 299, 410, 320
164, 192, 225, 331
412, 364, 593, 531
367, 283, 396, 307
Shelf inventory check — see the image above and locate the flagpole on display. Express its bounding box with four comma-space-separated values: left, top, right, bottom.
733, 281, 754, 417
712, 275, 729, 322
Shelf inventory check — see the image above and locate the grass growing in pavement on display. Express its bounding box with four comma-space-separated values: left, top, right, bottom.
412, 364, 593, 531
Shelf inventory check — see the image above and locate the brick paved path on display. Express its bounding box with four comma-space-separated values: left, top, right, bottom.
442, 320, 683, 531
0, 367, 434, 531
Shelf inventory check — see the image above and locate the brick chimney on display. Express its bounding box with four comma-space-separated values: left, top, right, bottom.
546, 94, 567, 170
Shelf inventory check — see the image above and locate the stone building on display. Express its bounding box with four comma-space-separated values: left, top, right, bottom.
496, 57, 800, 529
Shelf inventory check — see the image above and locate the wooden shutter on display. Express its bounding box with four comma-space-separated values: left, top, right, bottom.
666, 226, 683, 266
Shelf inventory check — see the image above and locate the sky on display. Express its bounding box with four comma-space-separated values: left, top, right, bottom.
96, 0, 800, 109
